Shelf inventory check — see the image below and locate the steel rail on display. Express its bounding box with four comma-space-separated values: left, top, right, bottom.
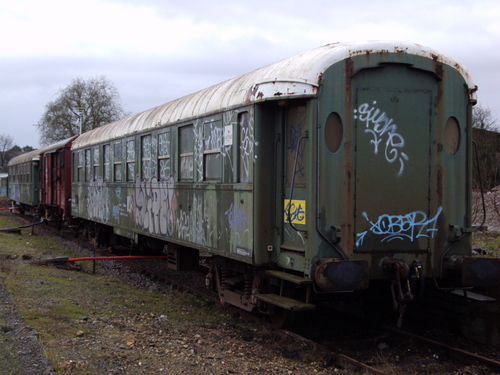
385, 325, 500, 372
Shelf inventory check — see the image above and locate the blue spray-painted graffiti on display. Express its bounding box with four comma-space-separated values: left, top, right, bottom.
356, 207, 443, 246
225, 203, 248, 232
288, 122, 306, 178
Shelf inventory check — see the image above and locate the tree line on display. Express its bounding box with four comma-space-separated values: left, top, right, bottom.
0, 76, 127, 171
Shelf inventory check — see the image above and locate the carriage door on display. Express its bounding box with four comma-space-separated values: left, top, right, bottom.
353, 66, 436, 253
280, 105, 308, 254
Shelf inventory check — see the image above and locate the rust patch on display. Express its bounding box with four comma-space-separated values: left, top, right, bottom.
244, 85, 259, 102
344, 58, 355, 78
316, 72, 323, 87
436, 164, 443, 207
344, 59, 354, 251
431, 54, 444, 80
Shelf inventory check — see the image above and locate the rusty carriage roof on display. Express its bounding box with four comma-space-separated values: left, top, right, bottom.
8, 136, 78, 167
72, 40, 475, 150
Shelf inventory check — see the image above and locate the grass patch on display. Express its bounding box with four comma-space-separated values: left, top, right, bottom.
0, 214, 242, 373
0, 335, 23, 375
472, 231, 500, 257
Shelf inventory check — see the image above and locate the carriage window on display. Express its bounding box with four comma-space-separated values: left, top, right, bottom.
324, 112, 343, 154
286, 106, 307, 185
444, 117, 460, 156
93, 147, 100, 180
114, 142, 122, 182
103, 145, 111, 181
158, 131, 171, 181
203, 121, 222, 181
179, 126, 194, 181
141, 135, 152, 180
85, 149, 91, 182
238, 112, 250, 183
77, 151, 84, 181
126, 140, 135, 182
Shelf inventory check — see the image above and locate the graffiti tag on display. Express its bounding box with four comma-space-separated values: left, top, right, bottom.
354, 101, 409, 176
284, 199, 306, 225
225, 203, 248, 232
356, 206, 442, 246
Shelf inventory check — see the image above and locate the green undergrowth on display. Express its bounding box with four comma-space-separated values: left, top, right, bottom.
472, 231, 500, 257
0, 214, 240, 374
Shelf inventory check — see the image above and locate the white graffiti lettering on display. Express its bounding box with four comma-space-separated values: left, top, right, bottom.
194, 120, 203, 183
134, 176, 176, 237
354, 101, 409, 176
86, 178, 110, 222
239, 111, 254, 182
356, 206, 442, 246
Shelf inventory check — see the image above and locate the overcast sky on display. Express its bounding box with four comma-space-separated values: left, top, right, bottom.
1, 0, 499, 148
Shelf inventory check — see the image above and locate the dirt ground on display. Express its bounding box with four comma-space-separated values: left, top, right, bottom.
0, 198, 347, 375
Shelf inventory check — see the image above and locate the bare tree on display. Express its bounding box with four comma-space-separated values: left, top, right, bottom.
37, 76, 128, 146
0, 133, 14, 171
473, 104, 498, 130
472, 105, 500, 189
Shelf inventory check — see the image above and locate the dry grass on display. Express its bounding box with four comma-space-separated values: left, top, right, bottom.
0, 215, 239, 374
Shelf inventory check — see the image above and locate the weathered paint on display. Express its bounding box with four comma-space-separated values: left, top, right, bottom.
72, 41, 475, 150
69, 41, 477, 289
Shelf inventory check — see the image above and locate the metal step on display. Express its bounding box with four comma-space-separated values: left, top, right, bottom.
451, 289, 497, 302
265, 270, 312, 285
254, 293, 315, 311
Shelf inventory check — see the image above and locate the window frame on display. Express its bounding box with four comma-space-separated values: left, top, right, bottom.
179, 125, 194, 182
203, 120, 222, 181
141, 134, 152, 181
126, 139, 136, 182
93, 146, 100, 181
113, 141, 122, 182
158, 130, 171, 181
103, 144, 111, 182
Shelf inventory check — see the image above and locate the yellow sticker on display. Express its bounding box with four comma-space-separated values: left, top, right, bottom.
284, 199, 306, 224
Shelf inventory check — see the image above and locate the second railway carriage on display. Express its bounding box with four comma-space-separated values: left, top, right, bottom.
39, 136, 78, 227
8, 137, 78, 218
70, 41, 500, 322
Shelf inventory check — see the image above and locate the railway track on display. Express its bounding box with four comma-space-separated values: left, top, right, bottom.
11, 215, 500, 374
97, 256, 500, 374
115, 256, 387, 375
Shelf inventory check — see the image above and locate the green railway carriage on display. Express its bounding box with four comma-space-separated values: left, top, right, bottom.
70, 41, 500, 322
7, 148, 42, 213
